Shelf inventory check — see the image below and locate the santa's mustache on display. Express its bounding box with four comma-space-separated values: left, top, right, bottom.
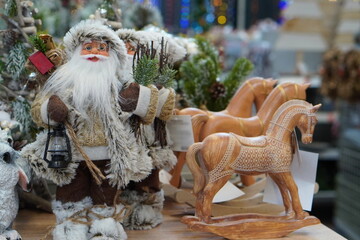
80, 54, 109, 61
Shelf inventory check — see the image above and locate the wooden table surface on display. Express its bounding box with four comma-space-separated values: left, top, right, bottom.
13, 197, 346, 240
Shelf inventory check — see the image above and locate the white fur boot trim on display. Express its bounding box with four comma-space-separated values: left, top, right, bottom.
89, 218, 127, 240
89, 203, 127, 221
52, 219, 89, 240
0, 229, 21, 240
52, 197, 93, 223
122, 190, 164, 230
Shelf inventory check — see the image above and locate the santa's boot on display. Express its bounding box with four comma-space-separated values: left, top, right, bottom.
88, 204, 127, 240
120, 189, 164, 230
52, 197, 92, 240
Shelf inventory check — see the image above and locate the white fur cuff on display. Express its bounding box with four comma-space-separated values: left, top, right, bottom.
40, 98, 58, 126
156, 88, 170, 117
133, 85, 151, 118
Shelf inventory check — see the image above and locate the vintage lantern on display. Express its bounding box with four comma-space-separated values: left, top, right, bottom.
43, 124, 71, 168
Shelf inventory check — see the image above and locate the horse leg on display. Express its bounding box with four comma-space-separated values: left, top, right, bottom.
170, 151, 186, 188
280, 172, 309, 220
200, 176, 230, 223
240, 175, 255, 186
269, 173, 294, 218
195, 191, 205, 221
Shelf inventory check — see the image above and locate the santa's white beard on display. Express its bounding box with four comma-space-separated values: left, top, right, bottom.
42, 47, 123, 120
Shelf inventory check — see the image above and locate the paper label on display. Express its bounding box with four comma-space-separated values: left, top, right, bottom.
213, 181, 245, 203
166, 115, 194, 152
263, 149, 319, 211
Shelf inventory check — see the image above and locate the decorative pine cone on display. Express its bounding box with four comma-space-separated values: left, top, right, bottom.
209, 82, 226, 99
2, 29, 18, 49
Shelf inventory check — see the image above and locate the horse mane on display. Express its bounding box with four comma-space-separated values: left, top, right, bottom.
266, 99, 312, 136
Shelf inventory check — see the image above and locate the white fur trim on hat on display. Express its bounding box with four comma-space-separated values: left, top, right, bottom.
116, 29, 186, 64
63, 19, 127, 64
116, 28, 149, 46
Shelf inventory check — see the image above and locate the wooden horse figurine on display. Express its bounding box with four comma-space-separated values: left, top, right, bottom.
182, 100, 321, 239
173, 82, 310, 188
175, 77, 277, 118
170, 77, 277, 187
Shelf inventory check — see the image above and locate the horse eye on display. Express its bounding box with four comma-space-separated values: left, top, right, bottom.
3, 152, 11, 163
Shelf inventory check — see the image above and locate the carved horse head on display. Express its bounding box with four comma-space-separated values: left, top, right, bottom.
296, 104, 321, 144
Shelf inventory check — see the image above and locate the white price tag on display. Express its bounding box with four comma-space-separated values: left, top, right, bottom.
213, 181, 245, 203
166, 115, 194, 152
263, 149, 319, 211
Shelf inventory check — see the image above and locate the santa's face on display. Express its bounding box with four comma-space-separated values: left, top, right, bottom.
42, 40, 123, 120
80, 40, 110, 62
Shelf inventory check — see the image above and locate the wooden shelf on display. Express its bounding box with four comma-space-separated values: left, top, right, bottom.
13, 197, 347, 240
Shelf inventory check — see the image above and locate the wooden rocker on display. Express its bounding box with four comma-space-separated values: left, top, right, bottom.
182, 99, 321, 239
163, 176, 287, 216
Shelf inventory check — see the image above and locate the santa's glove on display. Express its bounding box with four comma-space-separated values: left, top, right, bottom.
119, 82, 140, 112
47, 95, 68, 123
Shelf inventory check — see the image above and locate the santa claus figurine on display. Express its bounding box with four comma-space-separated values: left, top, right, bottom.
116, 28, 184, 230
21, 19, 161, 240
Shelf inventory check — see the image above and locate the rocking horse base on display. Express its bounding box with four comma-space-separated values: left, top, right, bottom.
181, 214, 321, 240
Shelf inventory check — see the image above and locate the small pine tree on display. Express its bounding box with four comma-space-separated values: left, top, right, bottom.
5, 0, 17, 18
180, 36, 253, 111
11, 97, 37, 141
1, 0, 41, 144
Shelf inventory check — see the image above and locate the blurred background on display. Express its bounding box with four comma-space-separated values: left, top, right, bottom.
0, 0, 359, 239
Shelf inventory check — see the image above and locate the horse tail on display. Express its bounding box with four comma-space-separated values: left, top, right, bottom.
191, 114, 209, 143
186, 142, 206, 196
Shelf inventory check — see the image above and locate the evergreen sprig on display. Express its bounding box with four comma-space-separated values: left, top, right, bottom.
223, 58, 254, 100
5, 0, 17, 18
6, 43, 29, 80
156, 65, 176, 88
180, 37, 253, 111
194, 35, 220, 76
133, 56, 159, 86
29, 35, 47, 53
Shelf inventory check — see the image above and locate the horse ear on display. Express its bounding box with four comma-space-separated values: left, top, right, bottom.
270, 79, 278, 86
302, 82, 311, 89
312, 104, 322, 113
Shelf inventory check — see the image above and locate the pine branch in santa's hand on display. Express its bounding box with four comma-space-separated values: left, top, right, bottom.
156, 65, 176, 88
133, 56, 158, 86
